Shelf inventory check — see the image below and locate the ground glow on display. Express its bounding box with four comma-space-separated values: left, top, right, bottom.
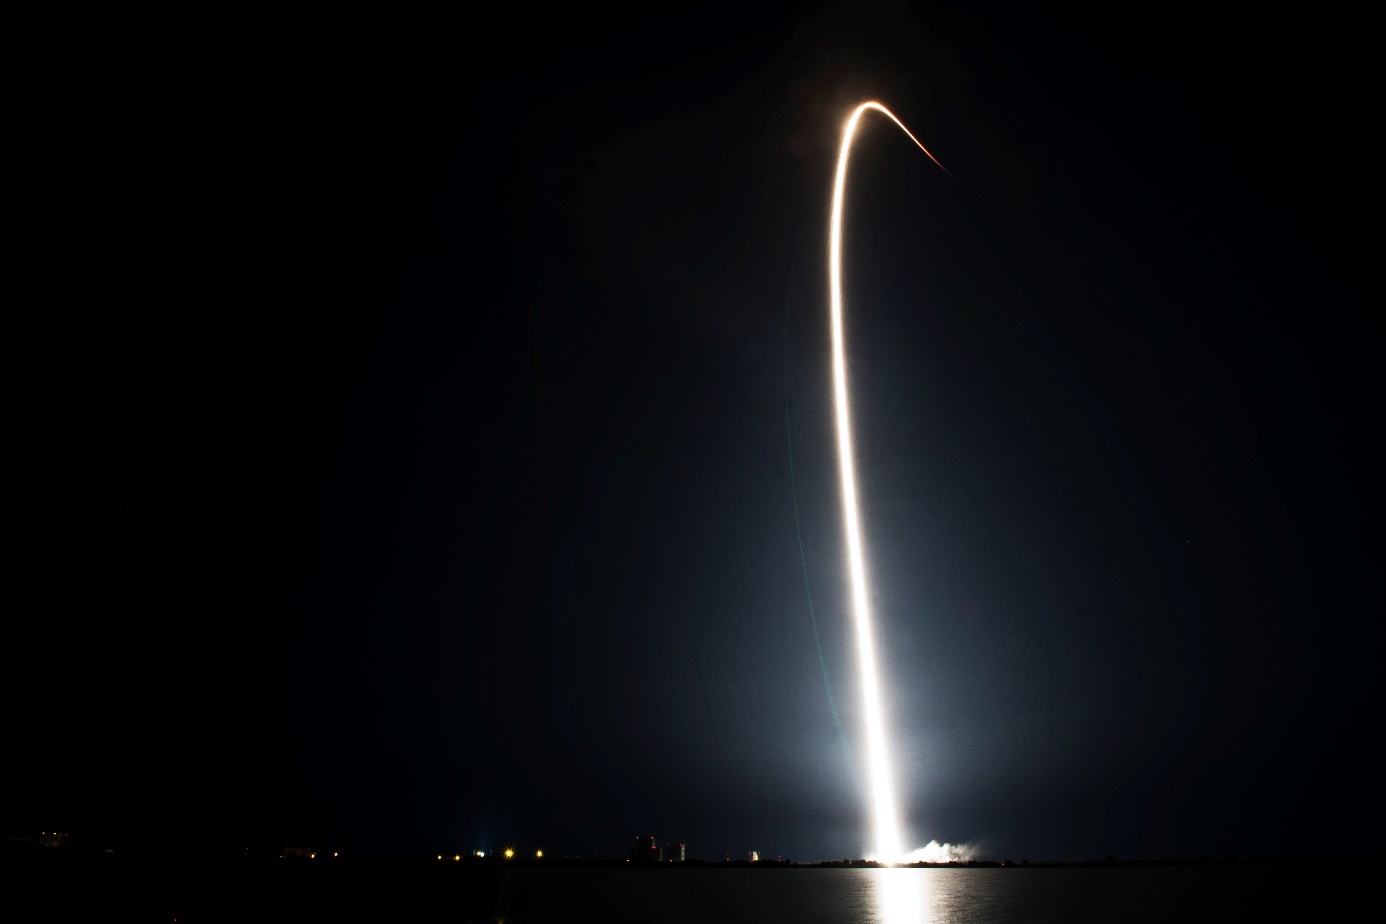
829, 102, 949, 865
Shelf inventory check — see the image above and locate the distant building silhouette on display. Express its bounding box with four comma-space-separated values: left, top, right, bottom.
628, 836, 659, 864
666, 842, 685, 862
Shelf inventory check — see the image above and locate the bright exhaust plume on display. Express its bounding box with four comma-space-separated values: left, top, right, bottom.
829, 101, 949, 865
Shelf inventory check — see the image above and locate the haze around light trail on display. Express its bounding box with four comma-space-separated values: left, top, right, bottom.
829, 101, 951, 865
783, 230, 851, 769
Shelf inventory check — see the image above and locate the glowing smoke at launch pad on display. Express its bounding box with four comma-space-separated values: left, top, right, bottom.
829, 102, 951, 865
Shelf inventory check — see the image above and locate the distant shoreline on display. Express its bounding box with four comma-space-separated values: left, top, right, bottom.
1, 847, 1357, 870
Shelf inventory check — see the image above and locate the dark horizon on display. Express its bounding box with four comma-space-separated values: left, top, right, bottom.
11, 3, 1380, 866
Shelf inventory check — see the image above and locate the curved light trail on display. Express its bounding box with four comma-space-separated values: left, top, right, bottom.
829, 101, 949, 865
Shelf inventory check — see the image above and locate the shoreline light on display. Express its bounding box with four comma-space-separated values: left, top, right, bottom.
829, 101, 948, 865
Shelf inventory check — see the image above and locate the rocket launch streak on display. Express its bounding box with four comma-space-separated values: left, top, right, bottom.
829, 102, 949, 865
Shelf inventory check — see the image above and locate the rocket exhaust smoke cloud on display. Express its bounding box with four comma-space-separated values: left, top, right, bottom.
828, 102, 951, 864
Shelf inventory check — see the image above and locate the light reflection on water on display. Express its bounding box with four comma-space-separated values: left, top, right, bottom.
452, 863, 1305, 923
872, 867, 927, 923
868, 867, 992, 923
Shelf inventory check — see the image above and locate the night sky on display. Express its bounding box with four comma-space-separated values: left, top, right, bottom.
16, 4, 1380, 864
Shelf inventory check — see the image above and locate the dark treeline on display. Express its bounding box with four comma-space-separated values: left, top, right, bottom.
5, 841, 1373, 868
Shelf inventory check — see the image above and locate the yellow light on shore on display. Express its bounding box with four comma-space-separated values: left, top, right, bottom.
504, 848, 515, 859
536, 850, 543, 858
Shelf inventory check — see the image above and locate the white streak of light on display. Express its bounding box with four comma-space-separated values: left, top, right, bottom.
829, 101, 948, 865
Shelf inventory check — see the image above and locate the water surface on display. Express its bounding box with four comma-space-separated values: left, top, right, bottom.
464, 865, 1316, 923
